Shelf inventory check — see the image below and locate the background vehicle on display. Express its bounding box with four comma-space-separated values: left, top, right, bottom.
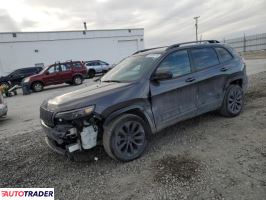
0, 93, 7, 117
24, 61, 87, 92
85, 60, 112, 78
0, 67, 43, 87
40, 40, 248, 162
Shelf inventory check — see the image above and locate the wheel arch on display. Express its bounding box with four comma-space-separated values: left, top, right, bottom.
102, 105, 156, 135
30, 80, 44, 88
88, 68, 96, 73
72, 73, 84, 79
224, 75, 244, 90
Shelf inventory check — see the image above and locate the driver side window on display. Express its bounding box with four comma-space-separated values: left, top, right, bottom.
48, 64, 60, 73
157, 50, 191, 78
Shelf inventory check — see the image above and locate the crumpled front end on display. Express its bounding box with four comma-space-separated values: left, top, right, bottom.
40, 105, 101, 155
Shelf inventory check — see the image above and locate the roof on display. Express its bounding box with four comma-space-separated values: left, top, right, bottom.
0, 28, 144, 35
134, 40, 223, 55
0, 28, 144, 43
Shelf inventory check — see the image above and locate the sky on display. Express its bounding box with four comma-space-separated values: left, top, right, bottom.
0, 0, 266, 47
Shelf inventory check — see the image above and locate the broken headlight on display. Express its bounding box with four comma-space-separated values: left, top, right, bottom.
55, 106, 94, 121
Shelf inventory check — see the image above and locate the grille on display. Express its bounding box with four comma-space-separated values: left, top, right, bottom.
40, 107, 54, 127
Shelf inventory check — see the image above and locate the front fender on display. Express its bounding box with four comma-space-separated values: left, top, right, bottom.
102, 104, 156, 134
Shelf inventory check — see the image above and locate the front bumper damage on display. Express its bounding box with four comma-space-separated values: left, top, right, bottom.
41, 119, 98, 155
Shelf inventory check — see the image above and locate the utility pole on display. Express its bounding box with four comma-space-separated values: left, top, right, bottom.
83, 22, 87, 30
194, 16, 200, 42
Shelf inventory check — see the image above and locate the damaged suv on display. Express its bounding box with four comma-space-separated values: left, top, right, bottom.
40, 40, 248, 161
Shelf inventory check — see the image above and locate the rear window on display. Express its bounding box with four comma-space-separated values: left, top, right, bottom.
215, 47, 233, 63
99, 61, 109, 65
71, 62, 82, 68
190, 47, 220, 70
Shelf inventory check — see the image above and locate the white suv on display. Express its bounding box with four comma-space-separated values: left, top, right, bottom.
85, 60, 112, 78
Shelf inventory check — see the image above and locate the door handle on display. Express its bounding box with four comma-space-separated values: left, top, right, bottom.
185, 77, 196, 82
220, 67, 228, 72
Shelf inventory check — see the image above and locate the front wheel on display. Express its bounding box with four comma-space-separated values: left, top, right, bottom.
32, 82, 43, 92
88, 70, 95, 78
103, 114, 148, 162
219, 85, 244, 117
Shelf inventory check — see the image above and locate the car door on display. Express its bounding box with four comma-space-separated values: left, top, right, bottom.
43, 64, 61, 85
189, 47, 231, 114
93, 61, 103, 73
99, 61, 109, 71
150, 50, 198, 131
60, 63, 73, 82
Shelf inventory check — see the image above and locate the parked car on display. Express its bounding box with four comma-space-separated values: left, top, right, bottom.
0, 93, 7, 117
0, 67, 43, 87
23, 61, 87, 92
85, 60, 112, 78
40, 40, 248, 162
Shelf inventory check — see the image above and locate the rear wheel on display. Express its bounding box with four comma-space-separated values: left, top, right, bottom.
88, 70, 95, 78
103, 114, 148, 162
219, 84, 243, 117
73, 76, 83, 85
32, 82, 43, 92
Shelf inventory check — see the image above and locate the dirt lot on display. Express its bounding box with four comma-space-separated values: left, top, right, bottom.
1, 72, 266, 200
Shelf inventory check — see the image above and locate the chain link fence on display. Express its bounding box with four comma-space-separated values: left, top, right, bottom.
224, 33, 266, 52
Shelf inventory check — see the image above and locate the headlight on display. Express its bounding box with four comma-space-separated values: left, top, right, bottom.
55, 106, 94, 121
23, 77, 30, 83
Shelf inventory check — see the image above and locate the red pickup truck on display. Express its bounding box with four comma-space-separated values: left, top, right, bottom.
23, 61, 87, 92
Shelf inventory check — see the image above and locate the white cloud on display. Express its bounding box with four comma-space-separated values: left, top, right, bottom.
0, 0, 265, 47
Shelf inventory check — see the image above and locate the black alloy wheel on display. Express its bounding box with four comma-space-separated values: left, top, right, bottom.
103, 114, 148, 161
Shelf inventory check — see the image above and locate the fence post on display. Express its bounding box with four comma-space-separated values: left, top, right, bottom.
243, 33, 246, 52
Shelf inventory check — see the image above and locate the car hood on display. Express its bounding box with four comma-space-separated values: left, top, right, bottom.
28, 73, 42, 79
43, 81, 135, 112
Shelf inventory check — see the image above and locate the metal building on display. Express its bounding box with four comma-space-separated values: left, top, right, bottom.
0, 28, 144, 75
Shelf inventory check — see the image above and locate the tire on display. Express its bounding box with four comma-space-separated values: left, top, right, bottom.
32, 82, 43, 92
88, 70, 95, 78
73, 76, 83, 85
219, 84, 244, 117
103, 114, 148, 162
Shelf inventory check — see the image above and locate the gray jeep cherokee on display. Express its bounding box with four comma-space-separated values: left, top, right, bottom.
40, 40, 248, 161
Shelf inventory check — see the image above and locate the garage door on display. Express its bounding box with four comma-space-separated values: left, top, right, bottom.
118, 40, 138, 60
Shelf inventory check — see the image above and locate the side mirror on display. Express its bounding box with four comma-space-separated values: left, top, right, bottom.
152, 70, 173, 81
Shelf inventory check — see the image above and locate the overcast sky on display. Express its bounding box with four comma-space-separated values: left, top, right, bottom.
0, 0, 266, 47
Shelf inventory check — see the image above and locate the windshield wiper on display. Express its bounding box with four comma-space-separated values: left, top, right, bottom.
102, 80, 121, 83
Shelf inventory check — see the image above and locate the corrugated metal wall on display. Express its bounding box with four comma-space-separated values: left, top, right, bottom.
0, 29, 144, 75
225, 33, 266, 52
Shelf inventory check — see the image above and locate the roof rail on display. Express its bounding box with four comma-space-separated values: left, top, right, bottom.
133, 46, 167, 55
166, 40, 220, 51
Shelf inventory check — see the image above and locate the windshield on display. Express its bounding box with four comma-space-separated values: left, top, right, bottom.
39, 65, 51, 74
101, 54, 161, 82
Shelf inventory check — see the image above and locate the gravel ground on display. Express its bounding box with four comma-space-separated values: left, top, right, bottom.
1, 72, 266, 200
